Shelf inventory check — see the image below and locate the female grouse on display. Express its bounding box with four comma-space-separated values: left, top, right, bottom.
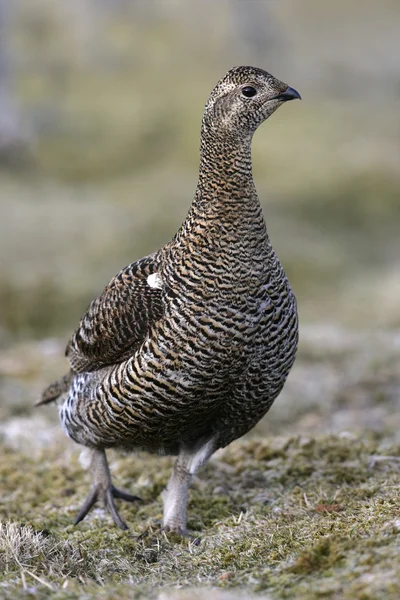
40, 66, 300, 534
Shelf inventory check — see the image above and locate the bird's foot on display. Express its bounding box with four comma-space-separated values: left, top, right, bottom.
74, 449, 142, 530
161, 523, 201, 545
161, 522, 188, 536
74, 483, 142, 530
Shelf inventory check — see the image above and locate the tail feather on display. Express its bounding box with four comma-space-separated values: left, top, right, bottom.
36, 372, 72, 406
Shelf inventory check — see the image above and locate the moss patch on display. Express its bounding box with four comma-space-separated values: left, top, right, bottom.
1, 434, 400, 599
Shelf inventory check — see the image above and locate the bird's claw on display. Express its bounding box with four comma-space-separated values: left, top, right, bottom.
74, 483, 142, 530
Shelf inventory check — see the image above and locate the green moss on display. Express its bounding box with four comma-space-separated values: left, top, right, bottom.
2, 433, 400, 598
289, 535, 344, 574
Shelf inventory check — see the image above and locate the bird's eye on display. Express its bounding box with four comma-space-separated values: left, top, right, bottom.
242, 86, 257, 98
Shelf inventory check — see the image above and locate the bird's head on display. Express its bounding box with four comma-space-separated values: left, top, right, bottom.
202, 66, 301, 141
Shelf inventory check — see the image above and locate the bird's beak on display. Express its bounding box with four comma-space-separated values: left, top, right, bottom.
273, 86, 301, 102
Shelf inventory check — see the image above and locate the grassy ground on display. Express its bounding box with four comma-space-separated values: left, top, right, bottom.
1, 327, 399, 599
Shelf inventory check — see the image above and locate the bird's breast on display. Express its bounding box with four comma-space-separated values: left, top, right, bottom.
162, 268, 295, 355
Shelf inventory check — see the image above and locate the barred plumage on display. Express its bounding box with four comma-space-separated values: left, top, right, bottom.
40, 66, 300, 533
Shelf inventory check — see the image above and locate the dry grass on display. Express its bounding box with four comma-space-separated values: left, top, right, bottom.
1, 434, 400, 598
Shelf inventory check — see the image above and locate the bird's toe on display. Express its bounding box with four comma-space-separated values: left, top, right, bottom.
74, 483, 141, 530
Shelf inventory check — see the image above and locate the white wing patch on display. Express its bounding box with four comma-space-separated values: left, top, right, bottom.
147, 273, 163, 289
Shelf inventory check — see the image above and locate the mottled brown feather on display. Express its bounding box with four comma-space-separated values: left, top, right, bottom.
66, 254, 163, 374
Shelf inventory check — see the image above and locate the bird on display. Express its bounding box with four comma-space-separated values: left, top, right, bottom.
39, 66, 300, 534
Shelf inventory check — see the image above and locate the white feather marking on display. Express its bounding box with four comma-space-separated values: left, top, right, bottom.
147, 273, 163, 289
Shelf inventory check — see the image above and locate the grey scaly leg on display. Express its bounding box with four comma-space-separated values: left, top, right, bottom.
162, 439, 215, 534
74, 448, 142, 530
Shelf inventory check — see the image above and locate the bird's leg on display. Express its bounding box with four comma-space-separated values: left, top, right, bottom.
162, 461, 191, 535
162, 439, 215, 535
74, 448, 141, 530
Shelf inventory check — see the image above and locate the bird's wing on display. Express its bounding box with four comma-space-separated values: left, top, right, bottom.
66, 253, 164, 374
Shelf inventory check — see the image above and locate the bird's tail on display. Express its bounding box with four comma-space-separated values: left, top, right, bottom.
36, 371, 72, 406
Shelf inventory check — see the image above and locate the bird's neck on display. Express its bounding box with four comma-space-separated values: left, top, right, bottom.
175, 132, 267, 244
169, 131, 280, 286
196, 133, 256, 208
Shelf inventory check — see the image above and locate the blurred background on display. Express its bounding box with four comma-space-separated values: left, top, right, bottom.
0, 0, 399, 440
